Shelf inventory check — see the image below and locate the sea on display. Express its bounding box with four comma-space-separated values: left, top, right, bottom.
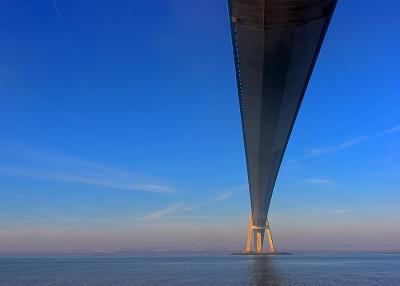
0, 253, 399, 286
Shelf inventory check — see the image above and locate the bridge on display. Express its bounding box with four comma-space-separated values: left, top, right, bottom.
227, 0, 337, 254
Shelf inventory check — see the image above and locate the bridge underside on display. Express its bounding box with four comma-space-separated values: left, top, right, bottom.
228, 0, 336, 253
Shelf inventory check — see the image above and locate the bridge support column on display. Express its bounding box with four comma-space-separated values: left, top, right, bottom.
255, 231, 263, 253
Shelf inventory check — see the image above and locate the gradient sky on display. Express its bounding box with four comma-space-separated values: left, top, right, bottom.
0, 0, 399, 252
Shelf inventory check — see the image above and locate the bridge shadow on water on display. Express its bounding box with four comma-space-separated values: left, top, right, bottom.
246, 256, 286, 286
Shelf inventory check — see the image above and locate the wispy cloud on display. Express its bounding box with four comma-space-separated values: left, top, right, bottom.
309, 136, 371, 156
183, 191, 236, 211
377, 124, 400, 135
309, 124, 400, 157
0, 167, 173, 193
1, 206, 136, 224
142, 203, 184, 220
0, 143, 174, 193
287, 124, 400, 166
141, 189, 240, 220
305, 178, 335, 186
331, 208, 359, 215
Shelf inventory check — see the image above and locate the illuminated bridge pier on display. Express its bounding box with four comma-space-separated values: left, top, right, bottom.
227, 0, 337, 254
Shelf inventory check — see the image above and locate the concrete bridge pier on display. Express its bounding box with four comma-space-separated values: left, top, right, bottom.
245, 214, 275, 254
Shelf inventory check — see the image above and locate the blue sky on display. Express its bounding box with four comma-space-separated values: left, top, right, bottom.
0, 0, 399, 252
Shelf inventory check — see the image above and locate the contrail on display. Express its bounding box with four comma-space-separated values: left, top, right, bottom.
51, 0, 77, 58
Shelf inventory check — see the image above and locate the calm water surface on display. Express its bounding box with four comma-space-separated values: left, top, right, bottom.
0, 254, 399, 286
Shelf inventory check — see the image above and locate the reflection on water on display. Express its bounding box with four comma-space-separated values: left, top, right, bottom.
247, 256, 285, 286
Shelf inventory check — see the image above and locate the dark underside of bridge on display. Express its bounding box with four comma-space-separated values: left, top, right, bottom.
228, 0, 336, 253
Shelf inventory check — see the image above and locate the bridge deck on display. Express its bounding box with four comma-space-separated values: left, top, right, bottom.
228, 0, 336, 251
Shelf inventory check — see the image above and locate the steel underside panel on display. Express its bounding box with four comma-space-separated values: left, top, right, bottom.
229, 0, 336, 228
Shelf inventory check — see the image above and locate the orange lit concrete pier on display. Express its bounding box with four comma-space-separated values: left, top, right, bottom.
227, 0, 337, 254
245, 214, 275, 254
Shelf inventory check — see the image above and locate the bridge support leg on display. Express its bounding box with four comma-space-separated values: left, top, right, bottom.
266, 219, 276, 253
245, 214, 253, 253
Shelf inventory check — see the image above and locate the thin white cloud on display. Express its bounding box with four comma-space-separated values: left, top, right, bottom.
183, 191, 236, 211
141, 189, 241, 220
286, 124, 400, 167
305, 178, 334, 186
8, 191, 237, 222
309, 125, 400, 157
331, 208, 359, 215
377, 124, 400, 135
1, 206, 143, 224
0, 144, 174, 194
142, 203, 184, 220
0, 168, 173, 194
309, 135, 371, 156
